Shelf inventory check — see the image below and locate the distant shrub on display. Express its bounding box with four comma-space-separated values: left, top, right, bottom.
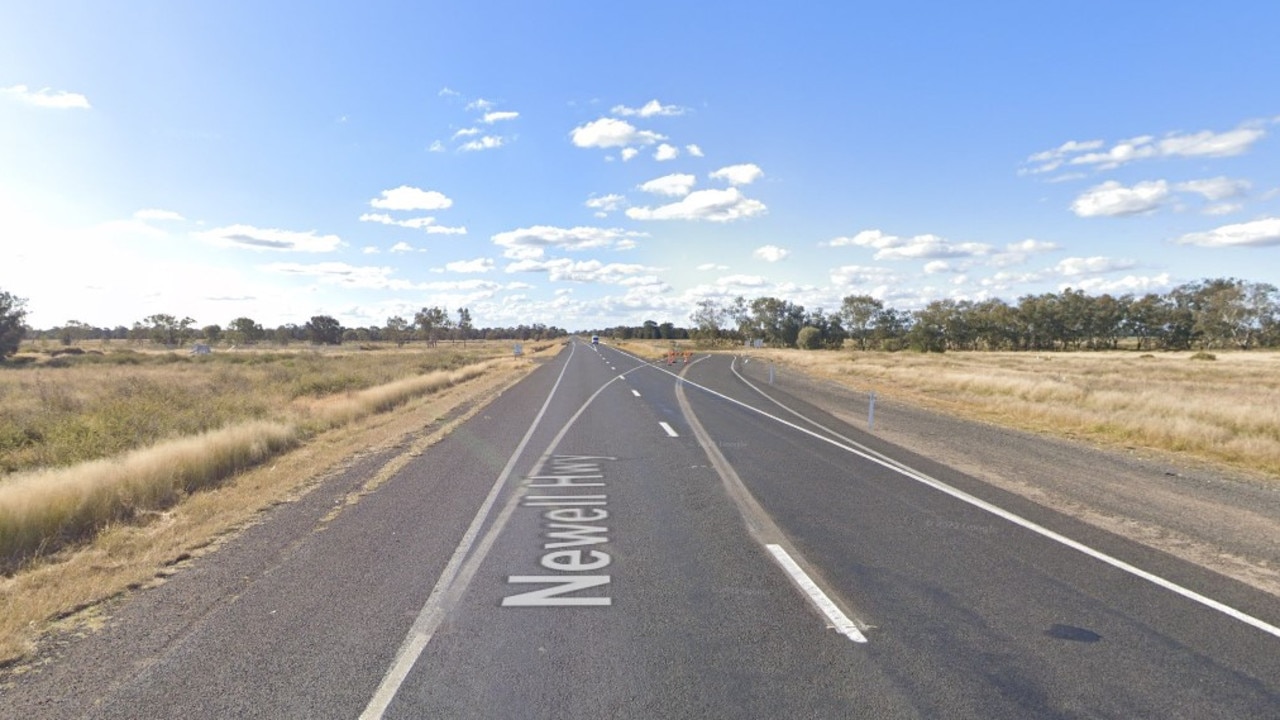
1190, 351, 1217, 361
797, 326, 823, 350
1139, 354, 1155, 359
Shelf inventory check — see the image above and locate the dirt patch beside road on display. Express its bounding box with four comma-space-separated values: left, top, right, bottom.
736, 357, 1280, 599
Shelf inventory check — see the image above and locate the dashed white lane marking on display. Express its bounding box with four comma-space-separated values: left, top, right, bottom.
631, 389, 641, 397
767, 544, 867, 643
658, 421, 679, 437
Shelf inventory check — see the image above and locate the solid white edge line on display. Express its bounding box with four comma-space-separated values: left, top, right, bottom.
767, 544, 867, 643
359, 343, 578, 720
658, 421, 679, 437
622, 350, 1280, 643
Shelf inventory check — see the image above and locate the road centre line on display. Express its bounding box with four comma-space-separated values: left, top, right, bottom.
640, 352, 1280, 642
632, 389, 641, 397
767, 544, 866, 643
361, 344, 580, 719
363, 347, 651, 718
658, 421, 679, 437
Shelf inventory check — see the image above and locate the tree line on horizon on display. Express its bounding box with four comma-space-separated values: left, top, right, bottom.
590, 277, 1280, 352
0, 297, 568, 358
4, 277, 1279, 359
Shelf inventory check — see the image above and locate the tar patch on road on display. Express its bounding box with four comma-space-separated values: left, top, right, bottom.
1045, 624, 1102, 643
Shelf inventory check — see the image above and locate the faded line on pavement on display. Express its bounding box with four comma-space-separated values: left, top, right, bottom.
362, 342, 649, 719
361, 344, 578, 719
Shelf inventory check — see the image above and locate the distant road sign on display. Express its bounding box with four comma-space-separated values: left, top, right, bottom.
513, 343, 523, 357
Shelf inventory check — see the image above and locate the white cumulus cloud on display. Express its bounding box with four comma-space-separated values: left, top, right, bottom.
1070, 273, 1173, 294
570, 117, 665, 149
444, 258, 495, 273
482, 110, 519, 124
492, 225, 647, 259
1157, 127, 1266, 158
1023, 120, 1269, 174
359, 213, 466, 235
654, 143, 679, 161
686, 144, 705, 157
197, 225, 343, 252
1071, 180, 1170, 217
585, 194, 627, 217
1174, 217, 1280, 248
1052, 256, 1137, 277
505, 258, 660, 284
370, 186, 453, 211
715, 274, 769, 288
620, 148, 639, 162
460, 135, 504, 152
991, 239, 1059, 267
1, 84, 91, 109
611, 99, 686, 117
626, 187, 767, 222
826, 229, 993, 260
1204, 202, 1243, 216
754, 245, 790, 262
709, 163, 764, 186
1174, 176, 1250, 201
638, 173, 697, 197
830, 264, 898, 288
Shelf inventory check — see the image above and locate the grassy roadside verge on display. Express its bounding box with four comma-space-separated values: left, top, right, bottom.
751, 347, 1280, 479
0, 358, 501, 573
616, 340, 1280, 479
0, 344, 557, 664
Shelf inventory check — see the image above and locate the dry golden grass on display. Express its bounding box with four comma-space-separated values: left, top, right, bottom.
0, 344, 523, 572
744, 348, 1280, 478
0, 343, 557, 664
612, 338, 693, 361
0, 342, 504, 474
0, 421, 298, 573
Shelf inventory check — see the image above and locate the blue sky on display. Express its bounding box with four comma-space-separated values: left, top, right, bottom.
3, 1, 1278, 331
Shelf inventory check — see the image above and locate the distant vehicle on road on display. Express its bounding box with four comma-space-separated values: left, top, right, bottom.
591, 334, 600, 346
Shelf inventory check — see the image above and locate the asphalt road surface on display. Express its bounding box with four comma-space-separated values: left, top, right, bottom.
5, 340, 1279, 718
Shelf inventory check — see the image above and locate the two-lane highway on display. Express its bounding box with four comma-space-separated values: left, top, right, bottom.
4, 339, 1278, 718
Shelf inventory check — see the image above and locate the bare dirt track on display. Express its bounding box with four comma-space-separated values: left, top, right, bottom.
734, 357, 1280, 599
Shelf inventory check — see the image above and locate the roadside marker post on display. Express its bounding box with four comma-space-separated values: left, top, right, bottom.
768, 364, 775, 385
868, 391, 876, 431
